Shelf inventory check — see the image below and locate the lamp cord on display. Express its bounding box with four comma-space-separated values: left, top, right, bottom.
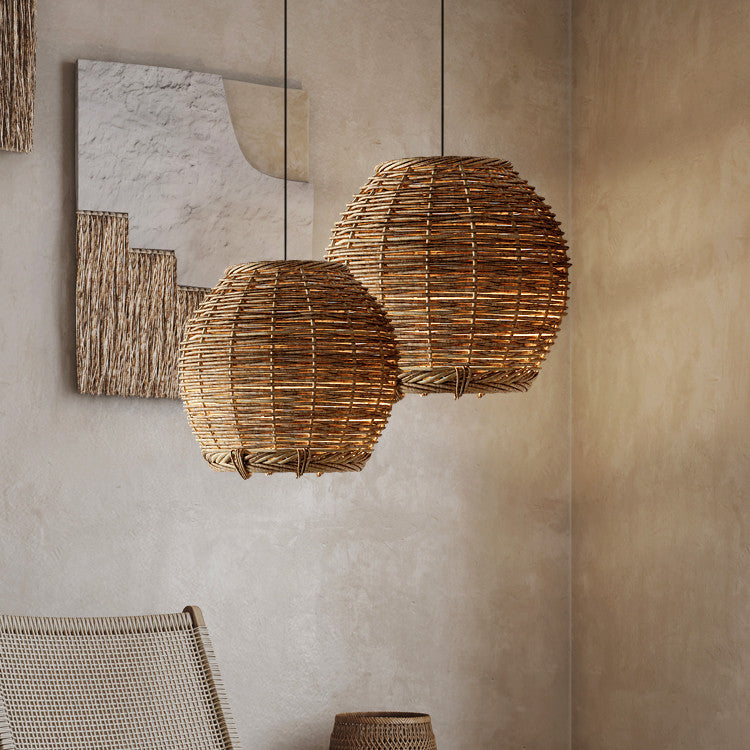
441, 0, 444, 157
284, 0, 288, 260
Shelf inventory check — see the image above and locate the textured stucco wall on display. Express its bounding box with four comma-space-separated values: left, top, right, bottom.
0, 1, 571, 748
572, 1, 750, 748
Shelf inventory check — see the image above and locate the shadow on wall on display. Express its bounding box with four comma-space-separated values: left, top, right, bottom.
574, 116, 750, 390
267, 722, 330, 750
58, 61, 78, 394
574, 0, 750, 190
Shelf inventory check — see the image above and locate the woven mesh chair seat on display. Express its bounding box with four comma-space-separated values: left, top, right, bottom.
0, 607, 240, 750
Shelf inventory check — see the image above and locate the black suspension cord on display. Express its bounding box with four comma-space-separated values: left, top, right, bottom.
284, 0, 288, 260
441, 0, 444, 157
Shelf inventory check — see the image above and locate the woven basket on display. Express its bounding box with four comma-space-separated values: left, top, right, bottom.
326, 156, 570, 397
329, 712, 437, 750
179, 261, 400, 478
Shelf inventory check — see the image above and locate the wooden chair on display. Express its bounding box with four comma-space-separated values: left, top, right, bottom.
0, 605, 241, 750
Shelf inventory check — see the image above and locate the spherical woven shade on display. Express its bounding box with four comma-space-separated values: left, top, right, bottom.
326, 156, 570, 397
178, 261, 400, 478
329, 712, 437, 750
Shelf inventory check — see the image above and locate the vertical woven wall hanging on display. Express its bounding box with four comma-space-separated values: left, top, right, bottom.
178, 2, 400, 478
326, 2, 569, 397
0, 0, 36, 152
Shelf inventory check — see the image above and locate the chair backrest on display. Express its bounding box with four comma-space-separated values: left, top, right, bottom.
0, 605, 241, 750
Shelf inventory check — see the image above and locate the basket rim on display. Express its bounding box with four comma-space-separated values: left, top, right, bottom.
333, 712, 432, 725
375, 155, 513, 173
222, 259, 349, 278
201, 448, 374, 479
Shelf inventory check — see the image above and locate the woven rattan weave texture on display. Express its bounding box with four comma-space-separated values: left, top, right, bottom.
329, 712, 437, 750
0, 0, 35, 152
0, 609, 241, 750
179, 261, 400, 478
326, 156, 570, 397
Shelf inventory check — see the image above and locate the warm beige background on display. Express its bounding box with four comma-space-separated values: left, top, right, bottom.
0, 1, 571, 749
572, 1, 750, 748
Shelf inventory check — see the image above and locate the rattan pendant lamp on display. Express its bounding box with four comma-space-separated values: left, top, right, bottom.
178, 2, 400, 479
326, 1, 570, 398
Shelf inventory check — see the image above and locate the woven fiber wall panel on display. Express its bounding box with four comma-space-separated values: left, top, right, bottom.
0, 0, 36, 152
76, 211, 208, 398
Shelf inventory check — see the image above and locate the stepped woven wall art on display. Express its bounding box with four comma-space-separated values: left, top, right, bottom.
0, 0, 36, 152
75, 59, 312, 397
76, 211, 207, 398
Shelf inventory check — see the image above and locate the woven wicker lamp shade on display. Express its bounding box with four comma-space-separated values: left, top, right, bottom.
178, 261, 400, 478
326, 156, 570, 397
329, 712, 437, 750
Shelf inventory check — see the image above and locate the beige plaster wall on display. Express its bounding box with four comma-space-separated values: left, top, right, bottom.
0, 1, 571, 748
572, 1, 750, 747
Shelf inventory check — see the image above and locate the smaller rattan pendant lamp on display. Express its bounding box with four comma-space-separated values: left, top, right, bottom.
178, 3, 400, 479
326, 1, 570, 398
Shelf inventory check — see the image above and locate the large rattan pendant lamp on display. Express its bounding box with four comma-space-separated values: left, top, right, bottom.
178, 2, 400, 479
326, 1, 570, 398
